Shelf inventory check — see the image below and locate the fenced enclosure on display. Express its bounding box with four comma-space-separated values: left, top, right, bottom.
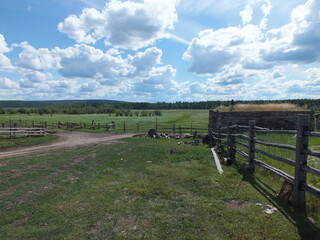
210, 114, 320, 207
0, 118, 208, 134
0, 127, 46, 138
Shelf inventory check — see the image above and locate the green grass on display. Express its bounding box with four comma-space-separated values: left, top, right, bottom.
0, 135, 59, 149
0, 110, 209, 133
0, 137, 319, 239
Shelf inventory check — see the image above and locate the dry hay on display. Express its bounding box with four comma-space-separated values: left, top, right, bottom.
214, 103, 308, 112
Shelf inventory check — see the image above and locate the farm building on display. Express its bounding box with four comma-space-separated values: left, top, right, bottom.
209, 104, 314, 131
316, 114, 320, 131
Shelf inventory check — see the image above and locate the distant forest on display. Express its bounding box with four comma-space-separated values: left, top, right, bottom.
0, 99, 319, 115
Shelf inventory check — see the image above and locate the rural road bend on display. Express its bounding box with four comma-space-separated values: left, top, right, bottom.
0, 131, 135, 159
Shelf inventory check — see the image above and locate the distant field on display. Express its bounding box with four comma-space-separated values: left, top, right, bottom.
0, 110, 210, 133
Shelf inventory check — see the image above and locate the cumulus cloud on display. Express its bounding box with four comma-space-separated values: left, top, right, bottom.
27, 71, 52, 83
58, 0, 179, 50
262, 0, 320, 63
15, 42, 61, 70
183, 0, 320, 92
0, 34, 13, 70
11, 40, 179, 100
0, 77, 18, 89
0, 34, 11, 53
127, 47, 162, 77
183, 25, 262, 75
133, 65, 179, 96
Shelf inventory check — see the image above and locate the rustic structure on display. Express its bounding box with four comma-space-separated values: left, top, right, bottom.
209, 110, 314, 131
316, 114, 320, 131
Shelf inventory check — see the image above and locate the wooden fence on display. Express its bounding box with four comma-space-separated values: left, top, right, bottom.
0, 119, 208, 134
210, 114, 320, 206
0, 128, 46, 138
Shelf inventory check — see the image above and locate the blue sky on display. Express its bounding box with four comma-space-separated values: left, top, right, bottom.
0, 0, 319, 102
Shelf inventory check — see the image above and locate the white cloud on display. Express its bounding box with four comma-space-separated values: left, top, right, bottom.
27, 71, 52, 83
183, 0, 320, 98
262, 0, 320, 63
0, 34, 13, 71
0, 34, 11, 53
127, 47, 162, 77
183, 25, 262, 75
15, 42, 61, 70
58, 0, 180, 50
0, 77, 18, 89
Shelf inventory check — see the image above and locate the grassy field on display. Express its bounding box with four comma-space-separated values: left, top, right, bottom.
1, 137, 319, 239
0, 110, 209, 133
0, 135, 59, 149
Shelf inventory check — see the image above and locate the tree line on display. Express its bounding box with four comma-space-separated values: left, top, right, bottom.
0, 99, 319, 115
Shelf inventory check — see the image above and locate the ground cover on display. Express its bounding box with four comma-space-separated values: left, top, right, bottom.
0, 109, 209, 133
0, 135, 59, 149
0, 137, 319, 239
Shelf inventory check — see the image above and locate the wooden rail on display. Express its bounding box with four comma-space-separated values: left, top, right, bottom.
209, 114, 320, 207
0, 128, 46, 138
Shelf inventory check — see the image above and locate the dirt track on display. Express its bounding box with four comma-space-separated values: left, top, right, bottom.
0, 131, 135, 159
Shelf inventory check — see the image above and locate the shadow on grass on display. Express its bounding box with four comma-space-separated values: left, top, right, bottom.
234, 162, 320, 240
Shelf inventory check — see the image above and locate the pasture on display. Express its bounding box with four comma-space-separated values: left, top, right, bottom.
0, 110, 209, 133
1, 137, 319, 239
1, 109, 320, 239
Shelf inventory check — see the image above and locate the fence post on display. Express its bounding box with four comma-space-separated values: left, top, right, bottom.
248, 120, 256, 171
217, 123, 221, 148
293, 115, 310, 206
123, 121, 126, 133
156, 117, 158, 132
227, 122, 236, 162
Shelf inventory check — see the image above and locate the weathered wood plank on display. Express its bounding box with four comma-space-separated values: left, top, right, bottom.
254, 139, 296, 151
254, 148, 295, 166
254, 159, 294, 183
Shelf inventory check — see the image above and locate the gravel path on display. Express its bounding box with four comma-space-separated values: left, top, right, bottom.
0, 131, 135, 159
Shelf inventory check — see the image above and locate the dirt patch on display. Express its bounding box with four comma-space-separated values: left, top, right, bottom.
224, 199, 254, 210
0, 131, 134, 159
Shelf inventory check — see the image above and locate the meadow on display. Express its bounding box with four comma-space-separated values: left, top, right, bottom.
1, 137, 319, 239
0, 109, 209, 134
1, 109, 320, 239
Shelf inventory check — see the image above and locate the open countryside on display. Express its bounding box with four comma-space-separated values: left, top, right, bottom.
0, 101, 320, 239
1, 0, 320, 239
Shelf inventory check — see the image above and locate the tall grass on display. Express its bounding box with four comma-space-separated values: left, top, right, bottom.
214, 103, 308, 112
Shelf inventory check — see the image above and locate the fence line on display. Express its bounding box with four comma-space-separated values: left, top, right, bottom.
210, 114, 320, 207
0, 128, 46, 138
0, 119, 208, 134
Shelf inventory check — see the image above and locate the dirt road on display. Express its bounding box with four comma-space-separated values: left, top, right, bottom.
0, 131, 135, 159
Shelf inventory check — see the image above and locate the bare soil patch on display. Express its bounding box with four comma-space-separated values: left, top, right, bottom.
0, 131, 134, 159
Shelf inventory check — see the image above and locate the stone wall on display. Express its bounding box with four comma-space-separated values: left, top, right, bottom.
209, 110, 314, 131
316, 114, 320, 131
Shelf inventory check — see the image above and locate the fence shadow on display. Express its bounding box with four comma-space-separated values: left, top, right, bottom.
233, 162, 320, 240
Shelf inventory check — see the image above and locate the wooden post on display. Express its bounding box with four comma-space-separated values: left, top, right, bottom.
123, 121, 126, 133
156, 117, 158, 132
217, 123, 221, 148
293, 115, 310, 206
227, 122, 236, 161
137, 123, 140, 132
191, 123, 193, 133
248, 120, 256, 171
